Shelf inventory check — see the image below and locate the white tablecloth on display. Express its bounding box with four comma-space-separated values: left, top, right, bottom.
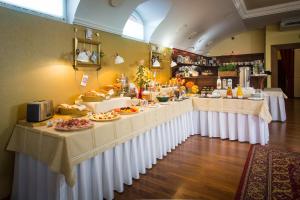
11, 112, 195, 200
192, 111, 269, 145
263, 88, 287, 122
10, 98, 271, 200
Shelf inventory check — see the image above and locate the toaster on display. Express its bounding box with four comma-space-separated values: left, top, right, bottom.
27, 100, 53, 122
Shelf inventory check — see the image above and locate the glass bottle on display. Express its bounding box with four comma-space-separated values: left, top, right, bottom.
236, 85, 243, 99
226, 86, 233, 98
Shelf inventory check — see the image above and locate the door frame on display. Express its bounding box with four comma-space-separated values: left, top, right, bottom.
271, 43, 300, 88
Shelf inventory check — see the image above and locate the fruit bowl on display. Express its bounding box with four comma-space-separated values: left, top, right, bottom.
156, 96, 169, 102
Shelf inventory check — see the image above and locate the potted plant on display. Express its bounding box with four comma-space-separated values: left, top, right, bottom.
134, 61, 151, 98
218, 63, 237, 77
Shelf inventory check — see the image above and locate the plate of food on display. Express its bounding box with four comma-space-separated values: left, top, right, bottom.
115, 107, 139, 115
89, 111, 120, 122
55, 119, 93, 131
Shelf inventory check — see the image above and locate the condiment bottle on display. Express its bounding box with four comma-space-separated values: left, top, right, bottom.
236, 85, 243, 99
226, 87, 233, 98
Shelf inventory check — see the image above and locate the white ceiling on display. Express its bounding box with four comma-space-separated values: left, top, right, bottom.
149, 0, 245, 54
72, 0, 300, 55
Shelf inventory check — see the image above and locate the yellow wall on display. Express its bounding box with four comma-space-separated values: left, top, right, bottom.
295, 49, 300, 97
210, 26, 300, 87
265, 24, 300, 86
209, 29, 265, 56
0, 7, 170, 198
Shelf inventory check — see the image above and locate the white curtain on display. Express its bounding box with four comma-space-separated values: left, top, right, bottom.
11, 112, 195, 200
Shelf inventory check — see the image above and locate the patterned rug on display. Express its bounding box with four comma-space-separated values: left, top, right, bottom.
235, 145, 300, 200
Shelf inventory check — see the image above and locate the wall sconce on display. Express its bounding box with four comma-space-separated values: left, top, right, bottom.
152, 58, 161, 67
171, 60, 177, 67
115, 53, 125, 64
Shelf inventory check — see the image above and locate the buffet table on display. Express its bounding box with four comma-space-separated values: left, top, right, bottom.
8, 99, 195, 200
7, 97, 272, 200
192, 98, 272, 145
263, 88, 287, 122
213, 87, 287, 122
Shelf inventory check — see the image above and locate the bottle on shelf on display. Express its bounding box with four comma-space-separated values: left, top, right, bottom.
222, 79, 227, 89
227, 79, 232, 88
217, 76, 222, 90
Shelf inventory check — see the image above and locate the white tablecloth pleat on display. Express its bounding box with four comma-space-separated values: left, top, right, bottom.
265, 95, 286, 122
11, 112, 195, 200
193, 111, 269, 145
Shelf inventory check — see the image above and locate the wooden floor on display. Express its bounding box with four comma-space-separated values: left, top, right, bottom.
115, 99, 300, 200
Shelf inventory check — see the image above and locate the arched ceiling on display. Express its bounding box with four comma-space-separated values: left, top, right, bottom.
72, 0, 300, 55
74, 0, 146, 35
136, 0, 172, 42
149, 0, 245, 54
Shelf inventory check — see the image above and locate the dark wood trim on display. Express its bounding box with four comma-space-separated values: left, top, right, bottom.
270, 43, 300, 88
271, 43, 300, 50
215, 53, 264, 63
271, 46, 278, 87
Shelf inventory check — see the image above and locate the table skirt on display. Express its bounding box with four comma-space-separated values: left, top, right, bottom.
265, 95, 286, 122
11, 112, 196, 200
192, 111, 269, 145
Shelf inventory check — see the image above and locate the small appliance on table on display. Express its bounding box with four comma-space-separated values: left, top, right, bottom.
26, 100, 53, 122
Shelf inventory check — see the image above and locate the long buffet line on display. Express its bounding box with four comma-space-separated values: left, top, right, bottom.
7, 88, 284, 199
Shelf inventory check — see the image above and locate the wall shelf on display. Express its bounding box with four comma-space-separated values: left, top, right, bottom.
73, 28, 102, 71
73, 64, 102, 71
184, 75, 218, 79
171, 48, 219, 90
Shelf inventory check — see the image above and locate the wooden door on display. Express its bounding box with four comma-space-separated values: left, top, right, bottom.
278, 49, 294, 98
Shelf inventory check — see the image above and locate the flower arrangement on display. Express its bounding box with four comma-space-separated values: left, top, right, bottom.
180, 86, 186, 91
191, 85, 199, 94
134, 61, 151, 88
185, 81, 199, 94
185, 81, 195, 89
169, 76, 186, 86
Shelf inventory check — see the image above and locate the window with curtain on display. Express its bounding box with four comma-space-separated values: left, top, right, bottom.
123, 11, 144, 41
0, 0, 65, 19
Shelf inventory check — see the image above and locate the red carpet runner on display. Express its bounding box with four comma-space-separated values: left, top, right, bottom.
235, 145, 300, 200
